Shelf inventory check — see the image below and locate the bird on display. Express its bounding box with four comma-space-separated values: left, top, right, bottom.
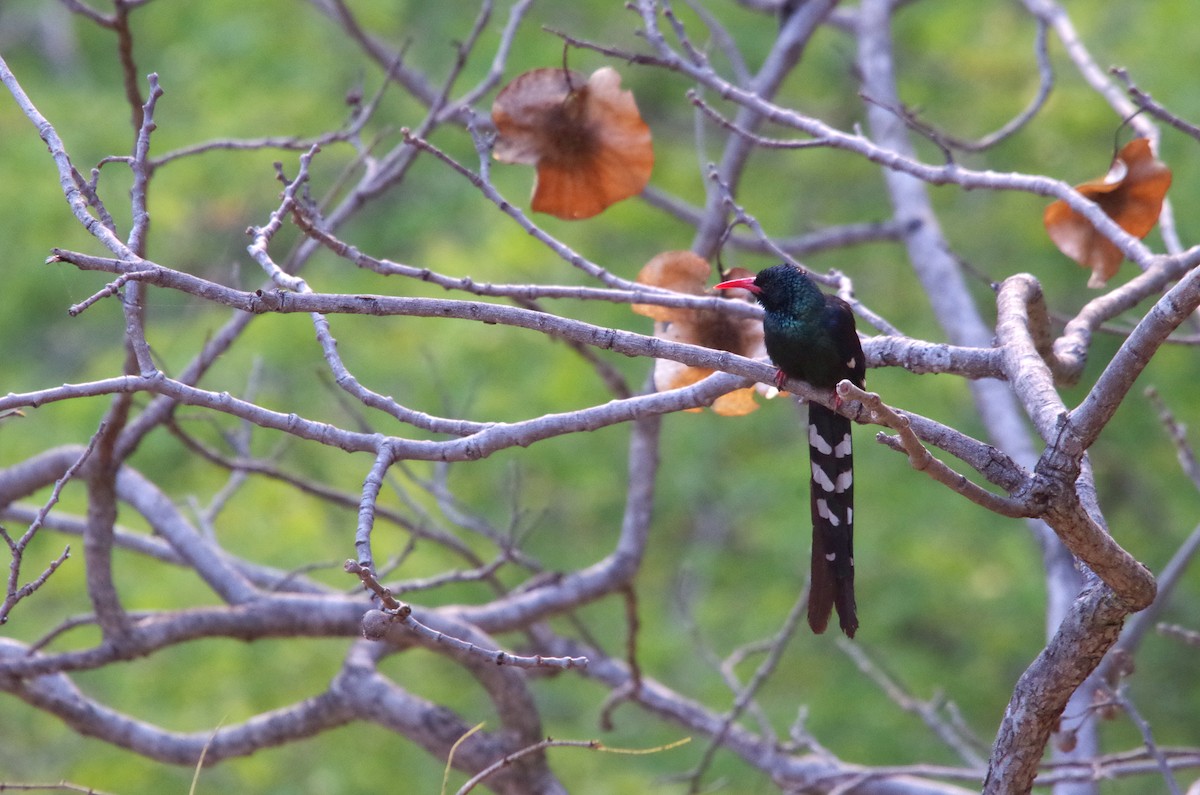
715, 263, 866, 637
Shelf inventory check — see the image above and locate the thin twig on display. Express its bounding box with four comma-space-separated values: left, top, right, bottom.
837, 638, 987, 767
839, 382, 1033, 518
348, 562, 588, 670
0, 424, 106, 624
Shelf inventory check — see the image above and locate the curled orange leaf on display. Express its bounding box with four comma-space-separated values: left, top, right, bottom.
632, 251, 711, 323
492, 66, 653, 220
634, 252, 770, 416
1044, 138, 1171, 288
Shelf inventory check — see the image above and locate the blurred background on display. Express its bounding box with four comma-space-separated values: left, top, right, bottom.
0, 1, 1197, 792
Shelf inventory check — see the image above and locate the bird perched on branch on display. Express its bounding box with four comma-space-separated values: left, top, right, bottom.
715, 264, 866, 637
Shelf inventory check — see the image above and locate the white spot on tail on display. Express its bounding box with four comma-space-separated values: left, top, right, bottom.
847, 357, 857, 370
835, 470, 853, 492
825, 552, 837, 562
812, 463, 835, 492
833, 434, 852, 459
816, 498, 841, 527
846, 507, 853, 525
809, 424, 833, 455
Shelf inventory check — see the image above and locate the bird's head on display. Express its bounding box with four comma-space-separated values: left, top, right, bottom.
714, 263, 818, 315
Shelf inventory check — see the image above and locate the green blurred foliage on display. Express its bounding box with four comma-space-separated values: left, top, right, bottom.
1, 0, 1198, 792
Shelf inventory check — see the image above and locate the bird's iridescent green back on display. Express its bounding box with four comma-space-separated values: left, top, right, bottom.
751, 264, 864, 390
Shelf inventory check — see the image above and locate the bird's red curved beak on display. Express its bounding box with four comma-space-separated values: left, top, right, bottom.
714, 276, 761, 294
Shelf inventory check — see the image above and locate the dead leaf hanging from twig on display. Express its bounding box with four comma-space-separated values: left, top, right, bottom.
492, 67, 654, 220
1043, 138, 1171, 288
633, 251, 771, 416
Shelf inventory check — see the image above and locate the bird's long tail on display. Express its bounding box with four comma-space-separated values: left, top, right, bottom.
806, 402, 858, 637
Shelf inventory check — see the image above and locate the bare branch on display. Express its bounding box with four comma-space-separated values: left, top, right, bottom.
837, 639, 987, 768
841, 382, 1032, 518
4, 3, 1198, 792
1112, 66, 1200, 143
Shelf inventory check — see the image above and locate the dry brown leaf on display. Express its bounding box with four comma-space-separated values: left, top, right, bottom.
492, 67, 653, 220
632, 251, 711, 322
712, 388, 763, 417
1044, 138, 1172, 288
633, 253, 769, 415
652, 356, 764, 417
652, 357, 708, 413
